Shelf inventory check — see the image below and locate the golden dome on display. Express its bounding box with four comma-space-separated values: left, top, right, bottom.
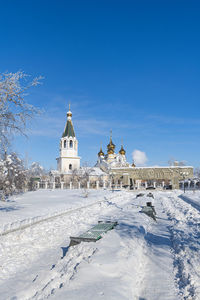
107, 130, 115, 154
107, 148, 114, 155
119, 145, 126, 155
132, 162, 136, 167
67, 111, 72, 117
98, 147, 105, 157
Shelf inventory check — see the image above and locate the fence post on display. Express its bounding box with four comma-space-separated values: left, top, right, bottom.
96, 181, 99, 189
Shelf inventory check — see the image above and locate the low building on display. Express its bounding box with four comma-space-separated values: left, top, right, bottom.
96, 133, 193, 189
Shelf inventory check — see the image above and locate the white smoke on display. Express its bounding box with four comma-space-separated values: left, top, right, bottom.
132, 149, 148, 166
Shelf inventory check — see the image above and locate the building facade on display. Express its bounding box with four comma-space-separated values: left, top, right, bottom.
96, 133, 193, 189
111, 166, 193, 189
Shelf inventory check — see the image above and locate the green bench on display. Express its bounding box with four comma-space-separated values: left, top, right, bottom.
70, 221, 118, 246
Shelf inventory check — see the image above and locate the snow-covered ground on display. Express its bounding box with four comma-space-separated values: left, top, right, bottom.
0, 189, 200, 299
0, 189, 112, 235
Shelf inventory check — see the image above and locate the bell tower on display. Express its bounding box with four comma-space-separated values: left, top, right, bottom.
57, 104, 80, 173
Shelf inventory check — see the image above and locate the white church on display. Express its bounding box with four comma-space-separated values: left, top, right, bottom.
56, 105, 131, 174
56, 105, 81, 173
49, 105, 131, 188
44, 105, 193, 190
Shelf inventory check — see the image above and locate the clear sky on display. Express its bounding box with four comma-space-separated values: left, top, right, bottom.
1, 0, 200, 169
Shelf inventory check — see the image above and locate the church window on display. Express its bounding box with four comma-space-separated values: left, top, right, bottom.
70, 140, 73, 148
64, 140, 66, 148
69, 164, 72, 170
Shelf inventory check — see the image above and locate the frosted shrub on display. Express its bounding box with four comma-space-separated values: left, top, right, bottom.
0, 152, 27, 197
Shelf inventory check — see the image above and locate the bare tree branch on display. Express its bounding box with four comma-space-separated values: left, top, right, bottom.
0, 71, 43, 153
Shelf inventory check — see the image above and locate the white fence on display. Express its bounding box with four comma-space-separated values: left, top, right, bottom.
36, 180, 124, 190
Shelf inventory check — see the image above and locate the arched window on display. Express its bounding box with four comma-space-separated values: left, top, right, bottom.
69, 164, 72, 170
70, 140, 73, 148
64, 140, 66, 148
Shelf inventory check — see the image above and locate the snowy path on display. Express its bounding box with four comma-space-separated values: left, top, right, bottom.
139, 197, 178, 300
1, 190, 200, 299
161, 193, 200, 299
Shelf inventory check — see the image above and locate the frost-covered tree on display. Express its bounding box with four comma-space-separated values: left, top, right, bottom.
27, 162, 46, 191
194, 167, 200, 178
29, 162, 45, 177
79, 164, 94, 197
168, 158, 186, 166
70, 169, 81, 187
0, 152, 27, 197
79, 163, 94, 187
167, 157, 176, 166
69, 166, 94, 190
0, 71, 42, 153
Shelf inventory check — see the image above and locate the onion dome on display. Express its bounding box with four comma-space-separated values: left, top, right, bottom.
107, 131, 115, 154
132, 162, 136, 167
119, 145, 126, 155
67, 110, 72, 117
98, 146, 105, 157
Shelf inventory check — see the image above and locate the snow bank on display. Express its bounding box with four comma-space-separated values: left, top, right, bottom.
0, 189, 118, 235
179, 191, 200, 211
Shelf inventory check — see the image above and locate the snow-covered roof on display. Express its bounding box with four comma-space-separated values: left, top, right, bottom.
111, 166, 193, 170
49, 170, 60, 175
89, 167, 107, 176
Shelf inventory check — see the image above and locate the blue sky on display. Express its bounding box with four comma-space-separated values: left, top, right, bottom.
1, 0, 200, 169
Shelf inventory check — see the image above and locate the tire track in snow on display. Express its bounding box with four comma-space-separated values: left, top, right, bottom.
138, 194, 178, 300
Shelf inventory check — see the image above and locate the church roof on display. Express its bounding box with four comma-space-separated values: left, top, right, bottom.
62, 120, 75, 138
